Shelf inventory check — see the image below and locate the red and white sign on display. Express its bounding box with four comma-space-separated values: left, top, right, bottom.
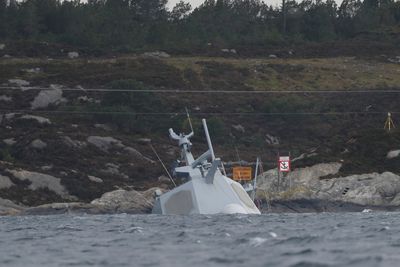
278, 156, 290, 172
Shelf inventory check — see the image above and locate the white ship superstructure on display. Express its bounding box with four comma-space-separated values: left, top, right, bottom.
152, 119, 261, 215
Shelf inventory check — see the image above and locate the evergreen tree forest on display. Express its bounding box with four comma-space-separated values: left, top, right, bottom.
0, 0, 400, 52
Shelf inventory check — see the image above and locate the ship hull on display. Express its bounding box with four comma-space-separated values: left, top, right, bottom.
152, 174, 260, 215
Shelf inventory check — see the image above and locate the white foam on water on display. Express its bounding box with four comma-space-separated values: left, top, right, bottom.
269, 232, 278, 238
249, 237, 267, 247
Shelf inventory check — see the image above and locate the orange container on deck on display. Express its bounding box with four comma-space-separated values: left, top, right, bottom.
232, 167, 252, 181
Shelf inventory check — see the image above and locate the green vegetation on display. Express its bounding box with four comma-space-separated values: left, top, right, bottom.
1, 0, 400, 53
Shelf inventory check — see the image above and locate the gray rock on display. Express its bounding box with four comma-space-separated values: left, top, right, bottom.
257, 163, 400, 207
269, 54, 278, 59
257, 162, 342, 200
0, 175, 15, 189
8, 169, 77, 200
78, 96, 97, 103
31, 86, 64, 109
8, 79, 30, 87
41, 165, 53, 171
387, 150, 400, 159
232, 124, 245, 133
106, 163, 119, 169
124, 147, 154, 163
0, 95, 12, 102
20, 115, 51, 125
265, 134, 279, 145
88, 175, 103, 183
23, 188, 165, 215
158, 175, 171, 184
22, 68, 41, 74
101, 163, 128, 179
62, 136, 87, 149
3, 138, 16, 146
3, 54, 11, 58
0, 43, 5, 50
142, 51, 170, 58
136, 138, 151, 144
87, 136, 121, 151
0, 198, 24, 216
14, 188, 167, 215
30, 139, 47, 149
68, 51, 79, 59
91, 188, 163, 213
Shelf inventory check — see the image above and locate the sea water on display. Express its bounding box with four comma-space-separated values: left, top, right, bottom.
0, 212, 399, 267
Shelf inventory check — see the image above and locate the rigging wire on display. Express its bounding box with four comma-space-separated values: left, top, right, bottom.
149, 143, 177, 188
1, 86, 400, 94
0, 109, 398, 116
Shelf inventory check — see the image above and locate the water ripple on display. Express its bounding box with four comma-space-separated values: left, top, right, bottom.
0, 212, 399, 267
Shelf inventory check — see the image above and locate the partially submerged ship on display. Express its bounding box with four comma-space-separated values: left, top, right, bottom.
152, 119, 261, 215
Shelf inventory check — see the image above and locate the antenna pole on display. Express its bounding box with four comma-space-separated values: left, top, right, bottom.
202, 119, 215, 161
185, 107, 194, 134
251, 157, 260, 201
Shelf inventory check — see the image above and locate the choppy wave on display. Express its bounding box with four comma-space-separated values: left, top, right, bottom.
1, 212, 400, 266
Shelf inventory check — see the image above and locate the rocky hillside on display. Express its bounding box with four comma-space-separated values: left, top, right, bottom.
0, 46, 400, 209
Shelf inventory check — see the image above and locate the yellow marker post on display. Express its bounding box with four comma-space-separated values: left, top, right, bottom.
384, 112, 395, 132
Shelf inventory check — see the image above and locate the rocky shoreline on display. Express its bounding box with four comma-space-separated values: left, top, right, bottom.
2, 197, 400, 216
2, 161, 400, 216
0, 187, 164, 216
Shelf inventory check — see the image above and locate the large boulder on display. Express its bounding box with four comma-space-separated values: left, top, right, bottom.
30, 139, 47, 149
0, 175, 15, 189
87, 136, 120, 151
21, 188, 166, 215
91, 188, 164, 213
322, 172, 400, 206
0, 198, 24, 216
62, 136, 87, 149
257, 163, 400, 207
7, 169, 77, 201
3, 138, 16, 146
387, 150, 400, 159
258, 162, 342, 193
31, 85, 64, 109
